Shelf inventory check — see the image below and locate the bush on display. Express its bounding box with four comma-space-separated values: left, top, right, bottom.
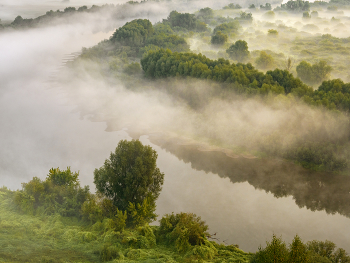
100, 245, 119, 262
159, 212, 209, 253
14, 168, 91, 217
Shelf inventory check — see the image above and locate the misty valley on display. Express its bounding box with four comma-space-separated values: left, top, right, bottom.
1, 0, 350, 262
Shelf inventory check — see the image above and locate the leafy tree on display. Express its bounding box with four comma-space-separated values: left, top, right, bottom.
12, 16, 24, 25
93, 140, 164, 221
111, 19, 154, 47
47, 167, 79, 186
226, 40, 250, 62
223, 3, 242, 9
255, 51, 275, 70
236, 12, 253, 22
296, 60, 332, 86
211, 31, 228, 45
164, 10, 207, 32
312, 61, 332, 84
197, 7, 213, 22
249, 4, 256, 9
77, 6, 88, 12
153, 23, 174, 35
281, 0, 310, 12
260, 3, 272, 10
251, 234, 289, 263
146, 33, 189, 52
289, 235, 310, 263
303, 11, 311, 19
213, 21, 241, 35
307, 240, 350, 262
166, 11, 197, 31
64, 7, 76, 12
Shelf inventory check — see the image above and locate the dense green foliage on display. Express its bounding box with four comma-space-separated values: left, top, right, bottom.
226, 40, 250, 62
296, 60, 332, 86
4, 181, 350, 262
164, 10, 207, 32
223, 3, 242, 9
2, 186, 253, 262
211, 31, 228, 45
94, 140, 164, 225
141, 49, 310, 97
251, 235, 350, 263
255, 51, 275, 70
111, 19, 154, 47
7, 4, 111, 29
140, 48, 350, 114
14, 167, 91, 217
78, 14, 192, 60
260, 3, 272, 10
159, 213, 209, 252
197, 7, 214, 22
213, 21, 241, 36
278, 0, 310, 12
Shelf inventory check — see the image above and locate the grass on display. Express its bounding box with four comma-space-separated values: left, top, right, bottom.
0, 187, 252, 263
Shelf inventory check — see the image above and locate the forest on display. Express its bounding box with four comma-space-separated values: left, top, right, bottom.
65, 6, 350, 173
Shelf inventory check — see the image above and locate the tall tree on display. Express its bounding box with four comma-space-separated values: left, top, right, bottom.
94, 140, 164, 214
226, 40, 250, 62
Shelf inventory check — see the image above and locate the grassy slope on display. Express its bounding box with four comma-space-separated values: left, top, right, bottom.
0, 188, 251, 263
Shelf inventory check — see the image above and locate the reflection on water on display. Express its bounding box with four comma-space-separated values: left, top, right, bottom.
149, 134, 350, 218
142, 133, 350, 252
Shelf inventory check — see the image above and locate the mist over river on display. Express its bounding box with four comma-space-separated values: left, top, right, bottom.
1, 4, 350, 253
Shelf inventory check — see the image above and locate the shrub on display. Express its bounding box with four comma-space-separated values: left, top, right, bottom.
159, 212, 209, 253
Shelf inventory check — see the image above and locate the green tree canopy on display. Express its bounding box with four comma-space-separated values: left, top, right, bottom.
251, 234, 289, 263
197, 7, 214, 22
15, 167, 90, 217
213, 21, 241, 36
111, 19, 154, 47
255, 51, 275, 70
296, 60, 332, 86
260, 3, 272, 10
211, 31, 228, 45
93, 140, 164, 212
166, 10, 197, 30
281, 0, 310, 12
47, 167, 79, 186
226, 40, 250, 62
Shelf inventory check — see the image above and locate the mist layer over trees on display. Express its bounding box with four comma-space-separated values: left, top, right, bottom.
2, 0, 350, 261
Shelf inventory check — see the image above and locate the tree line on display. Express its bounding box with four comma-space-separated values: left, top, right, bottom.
141, 49, 350, 112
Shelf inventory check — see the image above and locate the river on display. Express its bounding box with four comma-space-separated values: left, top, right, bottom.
1, 8, 350, 253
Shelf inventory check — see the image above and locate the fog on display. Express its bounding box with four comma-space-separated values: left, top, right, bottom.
2, 0, 350, 185
0, 16, 128, 189
1, 0, 350, 255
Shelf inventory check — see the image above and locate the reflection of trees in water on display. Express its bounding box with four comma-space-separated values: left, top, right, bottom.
149, 135, 350, 218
